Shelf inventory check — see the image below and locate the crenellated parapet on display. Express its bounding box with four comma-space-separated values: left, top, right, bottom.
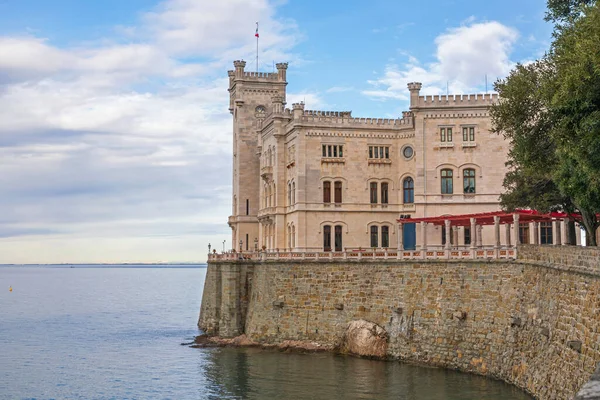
230, 60, 286, 82
303, 110, 352, 117
417, 93, 499, 108
295, 112, 414, 130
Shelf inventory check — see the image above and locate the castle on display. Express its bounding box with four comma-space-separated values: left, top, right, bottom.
227, 60, 510, 253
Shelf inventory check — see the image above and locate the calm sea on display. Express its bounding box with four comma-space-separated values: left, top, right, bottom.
0, 265, 532, 400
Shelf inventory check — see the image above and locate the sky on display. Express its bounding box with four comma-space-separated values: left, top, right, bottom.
0, 0, 554, 264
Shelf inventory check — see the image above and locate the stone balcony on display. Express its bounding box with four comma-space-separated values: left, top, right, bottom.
260, 166, 273, 182
208, 246, 516, 262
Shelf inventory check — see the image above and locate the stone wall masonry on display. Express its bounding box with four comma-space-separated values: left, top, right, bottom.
199, 246, 600, 399
518, 244, 600, 276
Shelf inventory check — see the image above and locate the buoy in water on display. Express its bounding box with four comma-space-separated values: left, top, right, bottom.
9, 286, 12, 292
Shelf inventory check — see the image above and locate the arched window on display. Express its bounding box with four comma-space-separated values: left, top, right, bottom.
370, 182, 378, 204
334, 225, 343, 251
441, 169, 453, 194
291, 225, 296, 248
381, 226, 389, 248
323, 225, 332, 251
463, 168, 476, 193
323, 181, 331, 203
334, 181, 342, 203
370, 226, 379, 248
288, 183, 292, 205
403, 177, 414, 203
292, 182, 296, 204
381, 183, 389, 204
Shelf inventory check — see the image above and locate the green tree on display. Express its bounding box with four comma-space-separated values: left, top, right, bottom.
545, 0, 595, 22
491, 1, 600, 245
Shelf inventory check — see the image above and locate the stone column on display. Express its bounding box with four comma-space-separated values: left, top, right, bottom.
398, 223, 404, 251
576, 223, 582, 245
494, 216, 501, 249
505, 223, 511, 247
532, 221, 539, 245
420, 221, 427, 251
554, 219, 562, 245
444, 220, 451, 250
452, 226, 459, 249
513, 214, 520, 246
470, 218, 477, 250
476, 225, 483, 247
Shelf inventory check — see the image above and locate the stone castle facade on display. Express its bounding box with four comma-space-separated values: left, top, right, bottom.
227, 60, 509, 252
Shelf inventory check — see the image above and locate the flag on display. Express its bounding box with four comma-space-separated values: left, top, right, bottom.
255, 22, 259, 38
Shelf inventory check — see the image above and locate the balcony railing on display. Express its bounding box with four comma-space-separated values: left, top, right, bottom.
207, 246, 516, 262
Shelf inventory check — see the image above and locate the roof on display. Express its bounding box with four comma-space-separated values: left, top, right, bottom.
397, 209, 582, 227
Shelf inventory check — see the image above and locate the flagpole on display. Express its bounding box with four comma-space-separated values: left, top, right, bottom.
256, 22, 259, 72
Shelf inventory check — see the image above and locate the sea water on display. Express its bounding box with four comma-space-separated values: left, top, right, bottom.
0, 266, 531, 399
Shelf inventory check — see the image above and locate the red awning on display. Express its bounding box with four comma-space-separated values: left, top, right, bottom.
397, 209, 582, 227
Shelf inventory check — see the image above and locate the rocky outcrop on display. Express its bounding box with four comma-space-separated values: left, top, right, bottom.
575, 364, 600, 400
338, 320, 388, 358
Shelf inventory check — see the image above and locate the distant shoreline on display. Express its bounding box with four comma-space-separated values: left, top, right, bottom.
0, 264, 207, 268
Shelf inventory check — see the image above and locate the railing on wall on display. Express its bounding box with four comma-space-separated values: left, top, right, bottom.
207, 246, 517, 262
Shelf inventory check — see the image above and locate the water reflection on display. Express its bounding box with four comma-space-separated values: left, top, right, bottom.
199, 347, 531, 400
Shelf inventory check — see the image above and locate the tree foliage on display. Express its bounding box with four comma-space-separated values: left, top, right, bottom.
545, 0, 595, 22
491, 1, 600, 245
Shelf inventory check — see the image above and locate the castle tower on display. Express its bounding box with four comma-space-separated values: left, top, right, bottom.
228, 60, 288, 251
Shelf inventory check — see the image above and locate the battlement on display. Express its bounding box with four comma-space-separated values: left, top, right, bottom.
303, 110, 352, 117
297, 112, 413, 129
243, 71, 279, 80
230, 60, 287, 83
417, 93, 499, 108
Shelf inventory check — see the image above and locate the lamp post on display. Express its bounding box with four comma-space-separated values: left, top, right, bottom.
239, 239, 243, 252
222, 240, 226, 252
254, 237, 258, 252
208, 243, 211, 254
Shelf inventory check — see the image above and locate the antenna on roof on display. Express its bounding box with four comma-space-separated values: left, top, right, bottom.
446, 81, 449, 97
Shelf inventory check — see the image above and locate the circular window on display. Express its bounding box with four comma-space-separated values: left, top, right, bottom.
402, 146, 414, 159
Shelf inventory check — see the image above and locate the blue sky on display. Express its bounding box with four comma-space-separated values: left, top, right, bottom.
0, 0, 553, 263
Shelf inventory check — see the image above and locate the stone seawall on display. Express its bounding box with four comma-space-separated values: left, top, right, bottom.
199, 247, 600, 400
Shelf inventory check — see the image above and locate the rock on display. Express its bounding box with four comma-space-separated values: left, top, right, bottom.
339, 319, 388, 358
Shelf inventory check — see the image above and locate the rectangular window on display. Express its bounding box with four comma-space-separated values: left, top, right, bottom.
246, 233, 248, 251
323, 225, 331, 251
334, 181, 342, 203
323, 181, 331, 203
440, 127, 446, 142
464, 227, 471, 245
381, 182, 388, 204
334, 225, 343, 252
540, 222, 553, 244
370, 182, 378, 204
370, 226, 378, 248
447, 127, 453, 141
463, 126, 476, 141
246, 199, 249, 215
519, 223, 530, 244
368, 146, 390, 159
382, 226, 389, 248
322, 144, 343, 158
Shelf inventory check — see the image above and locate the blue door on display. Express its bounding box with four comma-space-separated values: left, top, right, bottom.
403, 223, 416, 250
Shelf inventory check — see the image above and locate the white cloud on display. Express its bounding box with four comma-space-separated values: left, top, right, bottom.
363, 21, 519, 101
0, 0, 298, 263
